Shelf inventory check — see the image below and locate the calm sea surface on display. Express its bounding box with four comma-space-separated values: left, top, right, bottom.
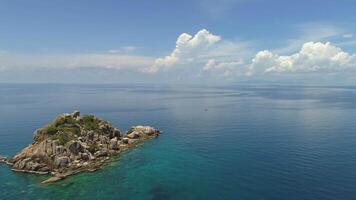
0, 84, 356, 200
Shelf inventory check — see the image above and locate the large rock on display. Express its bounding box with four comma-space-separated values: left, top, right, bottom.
127, 132, 140, 139
55, 145, 65, 155
126, 126, 160, 139
86, 130, 95, 141
79, 153, 90, 161
67, 141, 85, 155
114, 128, 121, 138
55, 156, 70, 168
0, 155, 7, 163
109, 138, 119, 150
94, 148, 109, 157
33, 128, 48, 144
13, 158, 31, 169
99, 135, 109, 144
122, 137, 129, 144
99, 123, 119, 139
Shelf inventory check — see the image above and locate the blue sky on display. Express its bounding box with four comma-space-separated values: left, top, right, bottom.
1, 0, 356, 84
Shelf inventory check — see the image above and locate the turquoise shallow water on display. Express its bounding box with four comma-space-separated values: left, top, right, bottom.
1, 84, 356, 200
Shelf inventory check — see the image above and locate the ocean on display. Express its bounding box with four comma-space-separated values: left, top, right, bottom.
0, 84, 356, 200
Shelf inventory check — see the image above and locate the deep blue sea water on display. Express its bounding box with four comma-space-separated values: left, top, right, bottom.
1, 84, 356, 200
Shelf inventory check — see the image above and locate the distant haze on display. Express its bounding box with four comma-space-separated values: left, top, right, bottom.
1, 0, 356, 85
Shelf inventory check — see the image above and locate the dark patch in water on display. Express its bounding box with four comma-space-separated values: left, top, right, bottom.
150, 185, 172, 200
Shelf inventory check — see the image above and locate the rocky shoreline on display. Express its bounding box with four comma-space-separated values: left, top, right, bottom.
0, 111, 160, 183
0, 155, 7, 163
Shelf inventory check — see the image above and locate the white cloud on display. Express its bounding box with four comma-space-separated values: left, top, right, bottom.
202, 59, 244, 77
0, 29, 252, 79
248, 42, 356, 75
142, 29, 252, 76
143, 29, 221, 74
143, 29, 356, 79
273, 23, 346, 54
3, 27, 356, 83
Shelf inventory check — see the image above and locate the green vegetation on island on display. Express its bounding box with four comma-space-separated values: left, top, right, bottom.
0, 111, 160, 183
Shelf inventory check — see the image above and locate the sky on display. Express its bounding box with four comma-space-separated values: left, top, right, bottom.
1, 0, 356, 85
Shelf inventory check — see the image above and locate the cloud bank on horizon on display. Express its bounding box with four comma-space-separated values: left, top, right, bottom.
1, 28, 356, 83
143, 29, 356, 77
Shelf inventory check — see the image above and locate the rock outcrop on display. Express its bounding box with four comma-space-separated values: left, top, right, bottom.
2, 111, 160, 183
0, 155, 7, 163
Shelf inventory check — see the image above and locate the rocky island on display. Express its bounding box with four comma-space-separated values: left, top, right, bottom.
0, 111, 160, 183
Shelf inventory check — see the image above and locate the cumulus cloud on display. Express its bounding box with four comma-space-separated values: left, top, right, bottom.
3, 28, 356, 83
248, 42, 356, 75
142, 29, 252, 76
202, 59, 244, 77
143, 29, 221, 74
143, 29, 356, 79
274, 23, 347, 54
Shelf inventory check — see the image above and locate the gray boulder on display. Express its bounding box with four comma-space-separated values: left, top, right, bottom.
0, 155, 6, 163
94, 148, 109, 157
55, 156, 70, 168
80, 153, 90, 161
67, 141, 85, 155
109, 138, 119, 150
126, 126, 160, 139
122, 137, 129, 144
